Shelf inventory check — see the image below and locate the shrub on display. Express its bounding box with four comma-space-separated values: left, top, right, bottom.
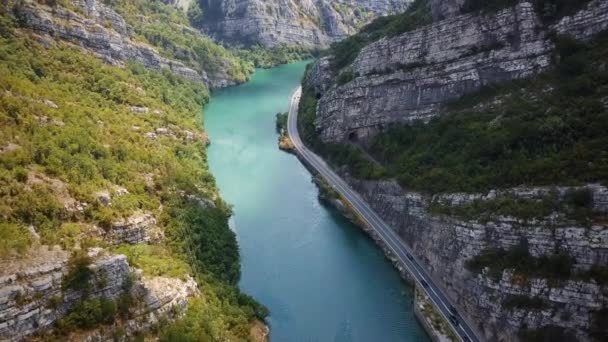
465, 243, 575, 281
112, 244, 191, 280
336, 69, 355, 85
503, 295, 549, 310
590, 309, 608, 341
163, 198, 240, 285
61, 298, 117, 329
275, 112, 288, 134
0, 223, 32, 258
519, 325, 578, 342
62, 250, 93, 292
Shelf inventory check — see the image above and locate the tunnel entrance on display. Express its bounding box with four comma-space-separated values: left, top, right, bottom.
348, 131, 358, 142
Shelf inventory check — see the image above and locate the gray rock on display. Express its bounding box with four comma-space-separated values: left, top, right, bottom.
109, 211, 161, 245
0, 246, 197, 341
143, 132, 157, 140
198, 0, 412, 48
431, 0, 464, 21
342, 174, 608, 341
95, 191, 112, 206
310, 0, 608, 143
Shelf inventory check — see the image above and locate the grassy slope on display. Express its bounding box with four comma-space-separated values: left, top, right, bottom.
0, 11, 264, 340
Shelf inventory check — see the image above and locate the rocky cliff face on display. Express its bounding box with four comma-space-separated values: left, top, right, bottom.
342, 176, 608, 341
8, 0, 240, 88
430, 0, 463, 21
197, 0, 412, 48
311, 0, 608, 143
303, 1, 608, 340
0, 247, 197, 341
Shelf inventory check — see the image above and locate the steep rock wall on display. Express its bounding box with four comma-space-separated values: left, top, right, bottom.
198, 0, 412, 48
343, 177, 608, 341
0, 247, 196, 341
312, 0, 608, 143
430, 0, 463, 21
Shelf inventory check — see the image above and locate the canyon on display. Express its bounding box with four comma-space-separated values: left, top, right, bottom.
197, 0, 412, 47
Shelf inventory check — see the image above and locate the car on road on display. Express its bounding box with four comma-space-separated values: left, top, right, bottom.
420, 279, 429, 288
406, 253, 414, 261
449, 315, 459, 326
449, 304, 460, 317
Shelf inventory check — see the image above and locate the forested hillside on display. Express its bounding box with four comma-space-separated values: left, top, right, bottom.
0, 2, 266, 340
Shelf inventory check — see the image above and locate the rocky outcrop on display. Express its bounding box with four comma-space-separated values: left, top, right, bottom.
0, 247, 197, 341
430, 0, 463, 21
311, 0, 608, 143
136, 275, 198, 325
198, 0, 412, 48
109, 212, 162, 245
0, 247, 129, 341
341, 176, 608, 341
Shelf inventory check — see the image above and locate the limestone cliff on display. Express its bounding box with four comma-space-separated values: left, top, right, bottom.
303, 1, 608, 340
6, 0, 247, 88
197, 0, 412, 48
341, 177, 608, 341
311, 0, 608, 143
0, 247, 197, 341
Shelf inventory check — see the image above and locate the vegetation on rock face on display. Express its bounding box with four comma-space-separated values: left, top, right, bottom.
430, 187, 598, 225
465, 243, 575, 282
327, 0, 431, 72
112, 244, 192, 280
364, 33, 608, 194
503, 295, 549, 311
519, 325, 578, 342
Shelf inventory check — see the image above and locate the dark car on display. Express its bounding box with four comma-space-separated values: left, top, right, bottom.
449, 305, 460, 317
420, 279, 429, 288
406, 253, 414, 261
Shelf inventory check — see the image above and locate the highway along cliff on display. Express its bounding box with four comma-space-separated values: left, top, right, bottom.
300, 0, 608, 341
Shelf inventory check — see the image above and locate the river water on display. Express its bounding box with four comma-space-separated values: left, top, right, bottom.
205, 61, 428, 341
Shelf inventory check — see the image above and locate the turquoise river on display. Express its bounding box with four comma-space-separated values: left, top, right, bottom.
205, 61, 429, 341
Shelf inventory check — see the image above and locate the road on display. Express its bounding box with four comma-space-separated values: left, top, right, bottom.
287, 86, 481, 342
